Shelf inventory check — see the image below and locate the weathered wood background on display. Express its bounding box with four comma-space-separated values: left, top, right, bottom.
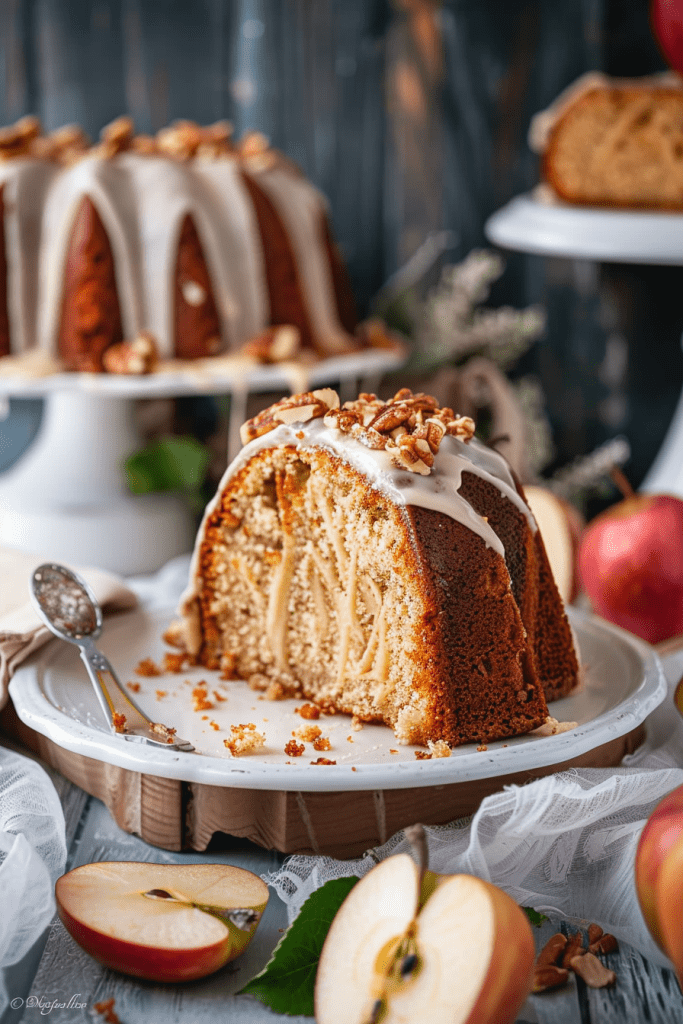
0, 0, 681, 497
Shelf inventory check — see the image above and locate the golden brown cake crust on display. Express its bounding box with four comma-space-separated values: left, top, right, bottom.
543, 85, 683, 210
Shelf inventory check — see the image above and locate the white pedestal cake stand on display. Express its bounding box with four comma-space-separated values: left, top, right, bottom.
485, 193, 683, 496
0, 349, 404, 575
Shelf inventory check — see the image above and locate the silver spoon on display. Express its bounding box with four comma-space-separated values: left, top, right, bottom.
30, 563, 194, 752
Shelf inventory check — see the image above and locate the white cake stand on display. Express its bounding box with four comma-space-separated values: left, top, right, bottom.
485, 193, 683, 496
0, 349, 404, 575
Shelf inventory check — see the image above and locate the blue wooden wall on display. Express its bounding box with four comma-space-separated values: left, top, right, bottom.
0, 0, 679, 496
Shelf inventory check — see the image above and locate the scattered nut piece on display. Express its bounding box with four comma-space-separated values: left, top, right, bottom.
537, 932, 568, 968
561, 931, 585, 969
587, 924, 603, 945
284, 740, 305, 757
570, 951, 616, 988
532, 965, 570, 994
589, 933, 619, 956
102, 332, 158, 375
224, 723, 265, 757
135, 657, 162, 677
94, 997, 120, 1024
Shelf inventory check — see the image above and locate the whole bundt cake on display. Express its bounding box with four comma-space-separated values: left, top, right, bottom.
0, 115, 360, 372
177, 388, 579, 748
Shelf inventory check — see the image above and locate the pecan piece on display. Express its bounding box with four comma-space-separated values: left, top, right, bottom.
532, 965, 570, 993
561, 931, 585, 969
537, 932, 568, 968
570, 952, 616, 988
589, 933, 619, 956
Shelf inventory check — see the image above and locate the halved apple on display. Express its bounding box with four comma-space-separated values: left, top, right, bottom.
55, 861, 269, 983
314, 854, 535, 1024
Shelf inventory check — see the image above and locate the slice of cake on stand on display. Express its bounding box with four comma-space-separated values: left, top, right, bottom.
176, 388, 579, 749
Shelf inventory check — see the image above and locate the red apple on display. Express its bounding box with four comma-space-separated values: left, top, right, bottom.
524, 485, 584, 604
577, 493, 683, 644
654, 829, 683, 985
315, 853, 535, 1024
651, 0, 683, 75
55, 861, 269, 983
635, 784, 683, 952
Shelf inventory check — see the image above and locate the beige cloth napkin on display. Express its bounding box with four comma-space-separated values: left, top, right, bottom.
0, 547, 138, 711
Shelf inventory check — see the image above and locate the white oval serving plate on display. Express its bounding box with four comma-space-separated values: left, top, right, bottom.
9, 605, 665, 792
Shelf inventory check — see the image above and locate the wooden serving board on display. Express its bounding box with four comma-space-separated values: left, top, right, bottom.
0, 699, 644, 859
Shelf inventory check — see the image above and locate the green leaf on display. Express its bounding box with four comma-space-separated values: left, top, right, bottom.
125, 435, 210, 495
239, 875, 359, 1016
523, 906, 548, 928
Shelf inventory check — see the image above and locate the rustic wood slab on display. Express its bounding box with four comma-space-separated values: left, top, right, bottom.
1, 700, 644, 858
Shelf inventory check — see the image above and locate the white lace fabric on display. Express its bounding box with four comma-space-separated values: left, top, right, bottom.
268, 651, 683, 971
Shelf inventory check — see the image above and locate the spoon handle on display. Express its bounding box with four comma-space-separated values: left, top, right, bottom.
78, 640, 194, 751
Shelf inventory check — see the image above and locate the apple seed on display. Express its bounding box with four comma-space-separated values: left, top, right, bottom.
400, 952, 419, 978
143, 889, 177, 900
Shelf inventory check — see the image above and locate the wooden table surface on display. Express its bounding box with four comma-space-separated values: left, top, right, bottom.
1, 734, 682, 1024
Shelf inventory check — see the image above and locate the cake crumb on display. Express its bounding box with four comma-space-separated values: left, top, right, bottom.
248, 673, 269, 691
135, 657, 161, 677
224, 723, 265, 756
209, 720, 220, 730
284, 739, 305, 757
347, 735, 353, 743
213, 690, 227, 702
310, 757, 336, 765
265, 681, 288, 701
389, 749, 398, 754
192, 683, 214, 712
155, 689, 167, 700
162, 622, 185, 648
163, 651, 190, 673
351, 715, 363, 731
415, 750, 431, 760
352, 766, 357, 771
149, 721, 177, 744
428, 739, 451, 758
112, 712, 127, 733
126, 681, 141, 693
201, 715, 209, 720
477, 744, 488, 752
533, 716, 577, 737
296, 703, 321, 720
313, 735, 331, 751
293, 724, 322, 743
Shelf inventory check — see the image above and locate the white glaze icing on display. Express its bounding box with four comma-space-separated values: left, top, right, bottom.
179, 416, 538, 637
0, 149, 353, 359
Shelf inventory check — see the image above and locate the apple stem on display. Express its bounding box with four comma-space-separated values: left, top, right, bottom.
404, 823, 429, 875
609, 465, 635, 499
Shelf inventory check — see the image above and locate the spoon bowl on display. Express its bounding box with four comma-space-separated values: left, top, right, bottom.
30, 563, 194, 753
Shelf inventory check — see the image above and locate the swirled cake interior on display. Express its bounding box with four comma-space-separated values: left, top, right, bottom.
179, 389, 579, 748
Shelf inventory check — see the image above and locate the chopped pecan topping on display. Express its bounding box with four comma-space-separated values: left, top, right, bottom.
570, 951, 616, 988
240, 387, 475, 473
532, 965, 570, 993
